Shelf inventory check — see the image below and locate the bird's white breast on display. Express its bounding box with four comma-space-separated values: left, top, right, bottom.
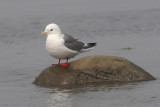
46, 34, 78, 59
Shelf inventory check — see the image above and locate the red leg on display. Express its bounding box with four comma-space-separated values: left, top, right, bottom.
58, 59, 61, 64
66, 58, 68, 63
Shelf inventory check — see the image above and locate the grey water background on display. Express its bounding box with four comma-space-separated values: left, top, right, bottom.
1, 0, 160, 107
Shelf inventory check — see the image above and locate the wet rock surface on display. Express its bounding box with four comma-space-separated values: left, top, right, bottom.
33, 56, 156, 87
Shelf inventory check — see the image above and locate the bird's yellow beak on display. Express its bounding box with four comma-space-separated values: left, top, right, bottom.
41, 32, 47, 35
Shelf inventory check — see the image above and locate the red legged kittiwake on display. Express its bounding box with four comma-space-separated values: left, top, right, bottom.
41, 23, 96, 67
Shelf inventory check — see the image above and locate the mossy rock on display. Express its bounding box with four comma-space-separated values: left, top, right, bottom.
33, 56, 156, 87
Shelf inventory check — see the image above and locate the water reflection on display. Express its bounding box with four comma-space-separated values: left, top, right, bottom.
46, 81, 149, 107
47, 90, 72, 107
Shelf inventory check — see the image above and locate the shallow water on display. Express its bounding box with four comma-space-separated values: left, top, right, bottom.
1, 0, 160, 107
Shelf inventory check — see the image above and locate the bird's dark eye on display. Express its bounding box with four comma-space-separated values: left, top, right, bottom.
50, 29, 53, 31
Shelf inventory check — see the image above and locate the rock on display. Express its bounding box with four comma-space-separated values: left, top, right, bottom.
33, 56, 156, 87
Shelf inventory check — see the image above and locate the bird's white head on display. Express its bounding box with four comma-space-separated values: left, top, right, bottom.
41, 23, 61, 35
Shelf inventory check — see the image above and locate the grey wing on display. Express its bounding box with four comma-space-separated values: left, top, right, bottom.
63, 34, 84, 51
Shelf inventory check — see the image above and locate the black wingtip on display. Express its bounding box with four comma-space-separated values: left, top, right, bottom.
88, 43, 97, 47
83, 42, 97, 49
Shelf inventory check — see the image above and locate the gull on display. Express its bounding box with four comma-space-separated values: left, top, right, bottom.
41, 23, 96, 67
